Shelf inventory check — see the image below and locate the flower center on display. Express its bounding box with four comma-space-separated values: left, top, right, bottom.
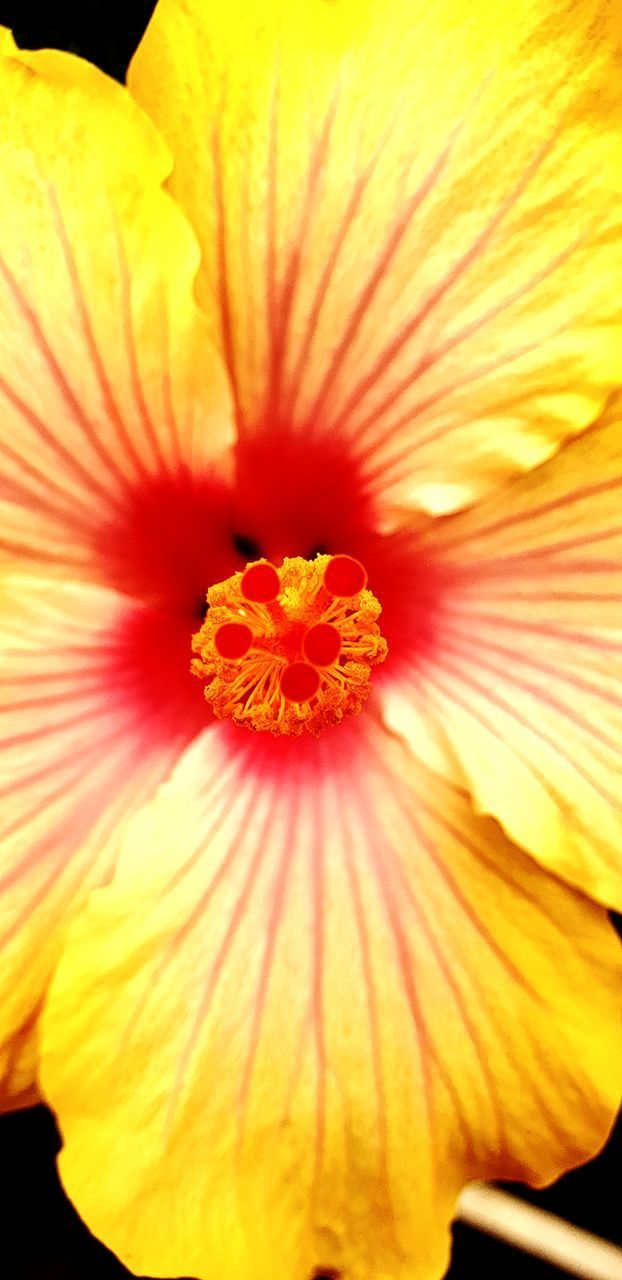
191, 554, 388, 736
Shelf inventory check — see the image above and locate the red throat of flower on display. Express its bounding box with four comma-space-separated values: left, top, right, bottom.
191, 554, 388, 736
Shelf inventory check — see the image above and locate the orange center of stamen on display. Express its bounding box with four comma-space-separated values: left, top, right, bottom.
191, 554, 388, 737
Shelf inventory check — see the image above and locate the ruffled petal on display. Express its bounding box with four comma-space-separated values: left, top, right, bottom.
41, 718, 621, 1280
0, 573, 205, 1105
0, 32, 232, 582
382, 394, 622, 909
129, 0, 622, 513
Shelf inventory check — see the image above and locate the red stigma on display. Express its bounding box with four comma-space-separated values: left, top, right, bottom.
323, 555, 367, 598
214, 621, 254, 660
303, 622, 342, 668
280, 662, 321, 703
241, 562, 281, 603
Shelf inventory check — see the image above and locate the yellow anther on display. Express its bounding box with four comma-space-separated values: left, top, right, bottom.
191, 555, 388, 737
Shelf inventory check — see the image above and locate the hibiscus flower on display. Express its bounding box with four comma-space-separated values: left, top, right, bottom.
1, 2, 621, 1278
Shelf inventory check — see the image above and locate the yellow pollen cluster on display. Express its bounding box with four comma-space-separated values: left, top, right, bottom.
191, 554, 388, 736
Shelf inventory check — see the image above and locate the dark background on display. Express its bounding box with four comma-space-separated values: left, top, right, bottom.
0, 2, 619, 1276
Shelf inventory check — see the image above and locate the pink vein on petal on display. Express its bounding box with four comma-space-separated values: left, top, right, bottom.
308, 757, 327, 1194
107, 202, 169, 476
350, 234, 584, 462
263, 90, 339, 428
0, 734, 159, 949
426, 656, 622, 816
332, 144, 579, 446
163, 784, 277, 1139
337, 787, 392, 1191
211, 121, 246, 432
45, 182, 148, 482
235, 772, 300, 1148
157, 290, 184, 471
439, 623, 622, 712
264, 64, 281, 417
0, 414, 99, 533
303, 125, 467, 431
283, 135, 388, 425
0, 254, 123, 505
433, 470, 622, 555
385, 827, 506, 1159
356, 326, 563, 487
347, 769, 437, 1163
441, 608, 622, 653
370, 741, 544, 995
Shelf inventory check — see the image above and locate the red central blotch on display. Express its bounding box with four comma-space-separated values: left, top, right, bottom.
233, 435, 377, 563
95, 436, 448, 761
94, 466, 239, 612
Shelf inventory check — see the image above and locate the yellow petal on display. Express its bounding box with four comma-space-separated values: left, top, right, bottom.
383, 393, 622, 911
0, 573, 206, 1105
0, 33, 232, 583
129, 0, 622, 514
42, 718, 621, 1280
